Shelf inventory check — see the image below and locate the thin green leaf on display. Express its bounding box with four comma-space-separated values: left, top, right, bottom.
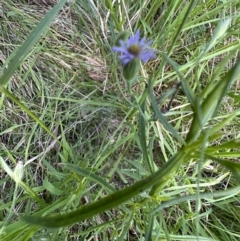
138, 85, 153, 173
43, 179, 65, 196
209, 110, 240, 135
148, 78, 185, 144
167, 0, 198, 55
22, 150, 187, 228
63, 163, 116, 193
151, 186, 240, 214
206, 139, 240, 152
0, 87, 58, 147
0, 0, 68, 86
145, 214, 154, 241
117, 212, 134, 241
186, 59, 240, 143
161, 52, 195, 106
0, 157, 46, 207
206, 154, 240, 183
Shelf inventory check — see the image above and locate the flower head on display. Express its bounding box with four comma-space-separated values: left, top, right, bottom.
112, 30, 156, 66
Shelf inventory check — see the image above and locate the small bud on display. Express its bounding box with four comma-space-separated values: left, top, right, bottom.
13, 161, 24, 183
214, 18, 231, 40
123, 58, 140, 82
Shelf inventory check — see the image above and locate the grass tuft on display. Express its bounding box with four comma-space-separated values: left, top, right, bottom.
0, 0, 240, 240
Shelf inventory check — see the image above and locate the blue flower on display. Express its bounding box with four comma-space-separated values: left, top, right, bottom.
112, 30, 156, 66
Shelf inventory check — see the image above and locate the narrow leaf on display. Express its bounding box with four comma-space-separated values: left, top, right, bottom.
206, 154, 240, 183
161, 52, 195, 106
0, 0, 68, 85
22, 150, 187, 227
0, 88, 58, 146
186, 59, 240, 143
138, 85, 153, 172
151, 186, 240, 214
63, 163, 116, 193
0, 157, 46, 207
148, 78, 185, 144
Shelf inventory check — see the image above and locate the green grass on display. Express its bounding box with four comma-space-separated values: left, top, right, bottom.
0, 0, 240, 240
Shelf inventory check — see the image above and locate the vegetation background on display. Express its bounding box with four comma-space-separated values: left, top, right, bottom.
0, 0, 240, 240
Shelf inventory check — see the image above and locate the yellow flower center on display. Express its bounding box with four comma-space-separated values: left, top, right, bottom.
128, 44, 141, 56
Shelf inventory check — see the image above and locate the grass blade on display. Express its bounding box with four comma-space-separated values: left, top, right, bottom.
63, 163, 116, 193
148, 78, 185, 144
22, 150, 187, 228
138, 86, 153, 172
0, 157, 46, 207
0, 0, 68, 86
186, 59, 240, 143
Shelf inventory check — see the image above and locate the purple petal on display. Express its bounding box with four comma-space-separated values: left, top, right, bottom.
135, 30, 140, 39
112, 46, 125, 53
120, 56, 134, 65
138, 37, 147, 47
140, 50, 156, 62
140, 38, 153, 47
128, 30, 140, 46
112, 30, 156, 66
119, 53, 134, 64
122, 59, 131, 65
119, 40, 126, 47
